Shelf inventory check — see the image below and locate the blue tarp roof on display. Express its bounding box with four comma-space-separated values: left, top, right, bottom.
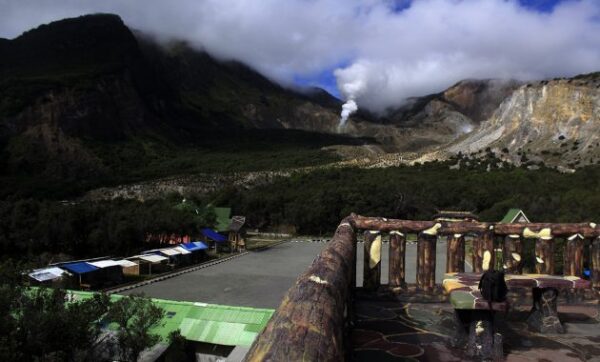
60, 262, 99, 274
182, 242, 209, 251
201, 228, 227, 242
193, 241, 209, 250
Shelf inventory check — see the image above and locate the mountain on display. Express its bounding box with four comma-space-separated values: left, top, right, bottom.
0, 14, 371, 197
0, 14, 175, 183
2, 13, 600, 200
442, 73, 600, 169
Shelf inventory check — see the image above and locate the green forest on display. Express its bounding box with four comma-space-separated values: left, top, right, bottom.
214, 161, 600, 234
0, 196, 215, 263
2, 158, 600, 264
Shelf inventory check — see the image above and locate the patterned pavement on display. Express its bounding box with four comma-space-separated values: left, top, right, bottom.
350, 288, 600, 361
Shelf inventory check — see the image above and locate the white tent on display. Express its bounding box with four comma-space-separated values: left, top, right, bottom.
174, 246, 192, 255
112, 259, 138, 268
29, 267, 66, 282
137, 254, 168, 263
157, 248, 180, 256
88, 260, 122, 268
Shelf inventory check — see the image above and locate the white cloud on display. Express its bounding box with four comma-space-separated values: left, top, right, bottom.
1, 0, 599, 113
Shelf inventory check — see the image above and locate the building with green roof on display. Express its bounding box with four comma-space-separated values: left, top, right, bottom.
67, 290, 274, 359
500, 208, 530, 223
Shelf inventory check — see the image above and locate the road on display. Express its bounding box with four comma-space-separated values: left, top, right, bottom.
123, 239, 471, 308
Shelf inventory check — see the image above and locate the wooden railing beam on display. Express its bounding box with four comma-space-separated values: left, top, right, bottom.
350, 214, 600, 237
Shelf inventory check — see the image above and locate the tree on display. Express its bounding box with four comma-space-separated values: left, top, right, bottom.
0, 261, 111, 361
107, 295, 165, 361
165, 330, 188, 362
14, 288, 111, 361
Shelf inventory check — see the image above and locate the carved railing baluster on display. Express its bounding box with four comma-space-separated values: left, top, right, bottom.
389, 231, 406, 288
416, 224, 439, 291
363, 230, 381, 291
535, 237, 554, 275
564, 234, 584, 277
592, 237, 600, 289
502, 235, 523, 274
472, 231, 495, 272
446, 234, 465, 273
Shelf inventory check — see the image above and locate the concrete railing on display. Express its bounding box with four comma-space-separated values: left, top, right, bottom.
245, 214, 600, 361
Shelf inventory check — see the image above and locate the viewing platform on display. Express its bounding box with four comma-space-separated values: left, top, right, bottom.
244, 215, 600, 361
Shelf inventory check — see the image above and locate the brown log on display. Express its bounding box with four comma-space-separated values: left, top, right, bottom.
352, 215, 436, 232
446, 234, 465, 273
592, 237, 600, 289
363, 230, 381, 291
244, 220, 356, 362
502, 235, 523, 274
416, 232, 436, 291
349, 214, 600, 237
389, 231, 406, 288
535, 238, 554, 275
472, 231, 495, 273
440, 222, 491, 234
495, 223, 599, 238
564, 235, 584, 277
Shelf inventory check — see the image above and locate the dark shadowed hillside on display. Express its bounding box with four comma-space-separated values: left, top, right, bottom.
0, 14, 373, 198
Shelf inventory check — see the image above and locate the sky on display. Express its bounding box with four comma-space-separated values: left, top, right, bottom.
1, 0, 599, 114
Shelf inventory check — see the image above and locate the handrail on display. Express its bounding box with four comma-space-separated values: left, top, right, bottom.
244, 218, 357, 362
351, 214, 600, 237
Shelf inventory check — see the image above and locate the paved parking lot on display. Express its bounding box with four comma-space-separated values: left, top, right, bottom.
122, 241, 326, 308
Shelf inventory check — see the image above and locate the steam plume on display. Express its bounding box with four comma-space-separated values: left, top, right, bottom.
339, 99, 358, 131
336, 62, 369, 131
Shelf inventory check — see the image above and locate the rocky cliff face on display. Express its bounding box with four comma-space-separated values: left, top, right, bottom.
446, 74, 600, 168
351, 79, 521, 153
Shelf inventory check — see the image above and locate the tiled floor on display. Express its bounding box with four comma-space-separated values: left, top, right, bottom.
351, 288, 600, 361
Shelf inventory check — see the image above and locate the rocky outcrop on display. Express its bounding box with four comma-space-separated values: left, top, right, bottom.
367, 79, 521, 152
441, 79, 521, 124
447, 74, 600, 168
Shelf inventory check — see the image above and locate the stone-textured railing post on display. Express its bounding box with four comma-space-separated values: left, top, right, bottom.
502, 235, 523, 274
389, 231, 406, 288
592, 237, 600, 289
416, 224, 439, 291
446, 234, 465, 273
535, 237, 554, 275
472, 231, 495, 272
564, 234, 584, 277
363, 230, 381, 291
